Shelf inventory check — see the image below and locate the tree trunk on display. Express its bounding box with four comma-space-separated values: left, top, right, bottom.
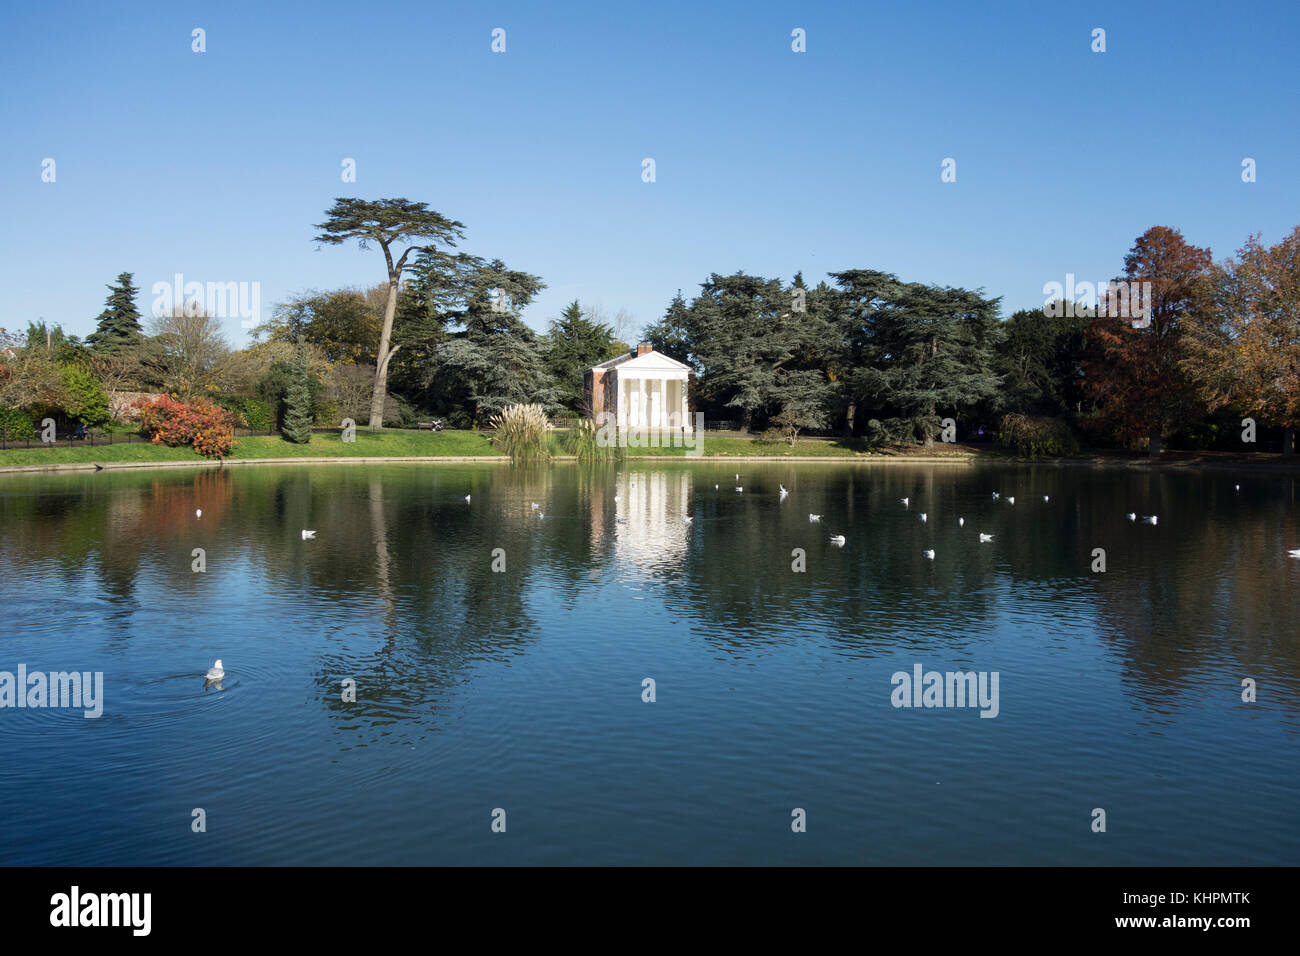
740, 406, 752, 434
1283, 426, 1295, 456
843, 402, 856, 439
1148, 430, 1162, 457
369, 275, 400, 428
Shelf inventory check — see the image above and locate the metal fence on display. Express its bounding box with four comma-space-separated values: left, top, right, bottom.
0, 427, 281, 451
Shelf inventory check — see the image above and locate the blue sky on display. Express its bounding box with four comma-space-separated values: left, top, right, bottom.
2, 0, 1297, 345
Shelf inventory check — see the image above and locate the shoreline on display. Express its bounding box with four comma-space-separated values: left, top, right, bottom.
3, 451, 1300, 477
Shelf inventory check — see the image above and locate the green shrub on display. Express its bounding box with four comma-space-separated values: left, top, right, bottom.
240, 398, 274, 431
0, 406, 36, 441
995, 414, 1079, 457
60, 364, 111, 426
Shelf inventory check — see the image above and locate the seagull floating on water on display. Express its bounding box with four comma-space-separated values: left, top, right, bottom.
779, 485, 788, 499
1006, 496, 1015, 505
809, 514, 822, 522
735, 486, 743, 493
1126, 513, 1136, 521
1235, 484, 1241, 492
958, 517, 965, 527
992, 492, 1000, 500
1288, 548, 1300, 558
1043, 495, 1049, 503
464, 495, 471, 503
829, 535, 846, 547
920, 513, 927, 522
195, 509, 202, 518
530, 502, 539, 510
301, 530, 316, 539
979, 533, 994, 543
205, 660, 224, 681
683, 515, 693, 524
900, 497, 909, 507
1142, 515, 1158, 524
923, 549, 936, 560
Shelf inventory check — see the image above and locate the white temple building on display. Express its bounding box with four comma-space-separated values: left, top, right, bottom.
585, 344, 694, 431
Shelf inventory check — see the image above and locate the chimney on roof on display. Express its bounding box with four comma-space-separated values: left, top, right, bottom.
637, 343, 652, 355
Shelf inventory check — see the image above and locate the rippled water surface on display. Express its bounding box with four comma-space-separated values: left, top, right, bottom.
1, 461, 1297, 865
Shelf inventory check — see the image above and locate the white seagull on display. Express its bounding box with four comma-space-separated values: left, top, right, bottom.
923, 549, 936, 560
829, 535, 846, 547
920, 513, 927, 522
1043, 495, 1049, 503
301, 530, 316, 539
464, 494, 471, 503
1006, 496, 1015, 505
530, 502, 539, 510
900, 497, 910, 507
1126, 513, 1137, 521
205, 660, 224, 681
809, 514, 822, 522
1142, 515, 1158, 524
979, 533, 994, 543
779, 485, 788, 499
1235, 484, 1241, 492
1288, 549, 1300, 558
992, 492, 1000, 500
736, 486, 743, 493
683, 515, 693, 524
195, 509, 202, 518
958, 517, 965, 527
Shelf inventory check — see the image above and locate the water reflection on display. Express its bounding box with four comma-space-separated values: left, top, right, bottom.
1, 461, 1297, 864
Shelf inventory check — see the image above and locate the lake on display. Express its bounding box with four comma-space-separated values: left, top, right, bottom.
0, 461, 1296, 865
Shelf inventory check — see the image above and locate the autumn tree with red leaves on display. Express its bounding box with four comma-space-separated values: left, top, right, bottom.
1084, 226, 1213, 456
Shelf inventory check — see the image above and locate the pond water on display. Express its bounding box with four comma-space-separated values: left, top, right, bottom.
0, 461, 1297, 865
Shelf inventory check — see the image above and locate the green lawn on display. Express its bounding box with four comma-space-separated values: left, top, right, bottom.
0, 428, 500, 466
0, 427, 984, 469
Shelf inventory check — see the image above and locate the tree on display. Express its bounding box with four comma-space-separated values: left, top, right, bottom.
994, 306, 1090, 420
87, 273, 144, 354
257, 287, 385, 365
432, 259, 557, 424
1183, 227, 1300, 454
142, 307, 232, 399
1084, 226, 1212, 456
834, 270, 1002, 445
281, 342, 314, 444
314, 198, 466, 428
544, 301, 617, 412
58, 364, 111, 426
25, 321, 86, 365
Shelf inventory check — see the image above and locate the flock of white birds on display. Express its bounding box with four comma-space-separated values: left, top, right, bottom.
193, 474, 1300, 681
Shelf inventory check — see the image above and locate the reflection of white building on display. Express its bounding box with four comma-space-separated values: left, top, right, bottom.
610, 470, 692, 572
586, 344, 694, 431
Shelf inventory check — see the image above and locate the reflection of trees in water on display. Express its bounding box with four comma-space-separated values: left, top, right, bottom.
1085, 471, 1300, 713
2, 462, 1298, 720
0, 468, 235, 607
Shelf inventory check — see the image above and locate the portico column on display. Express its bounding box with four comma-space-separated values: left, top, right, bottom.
639, 377, 647, 428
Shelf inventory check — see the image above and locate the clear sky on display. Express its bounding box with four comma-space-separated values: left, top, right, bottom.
2, 0, 1297, 345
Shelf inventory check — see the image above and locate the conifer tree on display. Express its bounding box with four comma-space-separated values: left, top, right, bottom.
281, 341, 314, 443
87, 273, 143, 353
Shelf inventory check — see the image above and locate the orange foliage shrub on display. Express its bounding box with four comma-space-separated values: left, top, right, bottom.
132, 394, 236, 458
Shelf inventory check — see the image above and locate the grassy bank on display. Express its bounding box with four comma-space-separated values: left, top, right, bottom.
0, 429, 500, 466
4, 428, 1297, 471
